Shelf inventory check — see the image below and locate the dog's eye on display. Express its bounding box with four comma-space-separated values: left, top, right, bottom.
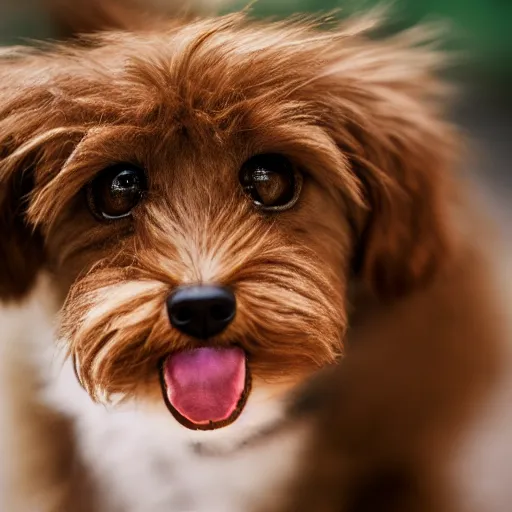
239, 154, 302, 211
87, 164, 146, 220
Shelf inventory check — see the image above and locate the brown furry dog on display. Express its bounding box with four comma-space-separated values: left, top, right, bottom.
1, 6, 510, 512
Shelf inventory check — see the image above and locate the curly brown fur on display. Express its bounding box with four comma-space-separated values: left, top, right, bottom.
0, 12, 455, 394
1, 6, 504, 512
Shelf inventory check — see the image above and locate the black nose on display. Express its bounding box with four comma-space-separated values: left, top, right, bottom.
166, 285, 236, 339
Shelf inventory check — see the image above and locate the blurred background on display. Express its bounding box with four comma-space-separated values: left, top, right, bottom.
0, 0, 510, 231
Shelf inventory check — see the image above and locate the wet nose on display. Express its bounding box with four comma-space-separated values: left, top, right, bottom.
166, 285, 236, 339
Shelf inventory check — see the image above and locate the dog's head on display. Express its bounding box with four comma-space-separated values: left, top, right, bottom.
0, 13, 457, 433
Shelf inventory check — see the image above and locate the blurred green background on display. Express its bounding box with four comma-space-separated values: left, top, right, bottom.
226, 0, 512, 79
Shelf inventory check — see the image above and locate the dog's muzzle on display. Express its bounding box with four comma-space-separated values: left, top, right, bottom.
161, 285, 251, 430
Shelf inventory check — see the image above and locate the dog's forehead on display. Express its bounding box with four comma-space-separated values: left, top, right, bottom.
8, 13, 448, 227
21, 19, 361, 227
57, 22, 332, 133
31, 26, 340, 169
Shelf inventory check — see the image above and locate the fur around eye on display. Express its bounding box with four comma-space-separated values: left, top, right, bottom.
239, 154, 303, 211
86, 164, 147, 221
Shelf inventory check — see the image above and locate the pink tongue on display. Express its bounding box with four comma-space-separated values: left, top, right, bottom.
163, 347, 246, 425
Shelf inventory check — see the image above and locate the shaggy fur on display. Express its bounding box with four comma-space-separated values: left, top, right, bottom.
1, 5, 510, 512
0, 11, 458, 395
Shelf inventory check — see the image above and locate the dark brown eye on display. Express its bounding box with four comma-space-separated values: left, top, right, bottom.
239, 154, 302, 211
87, 164, 146, 220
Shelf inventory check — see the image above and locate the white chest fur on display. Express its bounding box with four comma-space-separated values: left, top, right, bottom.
0, 284, 308, 512
43, 349, 307, 512
46, 360, 307, 512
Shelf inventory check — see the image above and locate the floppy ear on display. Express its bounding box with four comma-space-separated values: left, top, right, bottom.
0, 56, 49, 301
322, 24, 459, 299
0, 135, 46, 301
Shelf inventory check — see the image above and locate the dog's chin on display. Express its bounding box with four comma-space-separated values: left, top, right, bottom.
159, 346, 252, 431
155, 374, 300, 454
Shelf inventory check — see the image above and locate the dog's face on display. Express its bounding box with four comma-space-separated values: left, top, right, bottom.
0, 14, 457, 433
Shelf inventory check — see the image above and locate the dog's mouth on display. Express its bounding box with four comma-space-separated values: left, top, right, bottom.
160, 347, 252, 430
